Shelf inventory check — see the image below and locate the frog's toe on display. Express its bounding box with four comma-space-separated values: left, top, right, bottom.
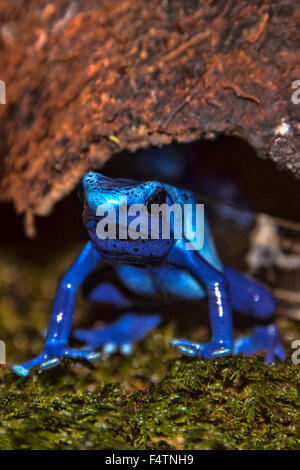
63, 347, 101, 362
170, 339, 203, 357
170, 339, 232, 358
39, 358, 61, 370
120, 342, 133, 355
12, 364, 30, 377
12, 352, 53, 377
275, 343, 286, 361
264, 343, 285, 364
265, 353, 276, 365
101, 341, 132, 356
102, 342, 118, 355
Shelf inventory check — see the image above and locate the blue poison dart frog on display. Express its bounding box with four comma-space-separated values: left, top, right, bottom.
12, 172, 285, 376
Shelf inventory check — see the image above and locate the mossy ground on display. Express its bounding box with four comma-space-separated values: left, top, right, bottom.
0, 244, 299, 450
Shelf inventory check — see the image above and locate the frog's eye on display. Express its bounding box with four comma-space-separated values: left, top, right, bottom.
146, 187, 166, 213
77, 182, 85, 202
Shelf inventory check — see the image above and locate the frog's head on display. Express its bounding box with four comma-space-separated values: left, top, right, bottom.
78, 171, 177, 263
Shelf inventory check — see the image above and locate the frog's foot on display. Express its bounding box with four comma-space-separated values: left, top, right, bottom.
12, 347, 101, 377
170, 339, 233, 358
234, 324, 285, 365
72, 313, 161, 355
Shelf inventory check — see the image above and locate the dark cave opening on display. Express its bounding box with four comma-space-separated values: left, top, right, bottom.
1, 135, 300, 264
104, 136, 300, 223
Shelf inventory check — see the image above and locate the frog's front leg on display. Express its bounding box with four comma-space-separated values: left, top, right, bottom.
169, 243, 234, 358
12, 242, 102, 376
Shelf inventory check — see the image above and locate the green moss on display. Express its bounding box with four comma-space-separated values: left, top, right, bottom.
0, 246, 299, 450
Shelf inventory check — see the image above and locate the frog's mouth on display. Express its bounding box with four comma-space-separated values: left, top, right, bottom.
82, 208, 96, 229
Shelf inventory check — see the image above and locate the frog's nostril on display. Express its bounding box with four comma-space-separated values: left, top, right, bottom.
82, 171, 113, 192
82, 172, 101, 192
83, 171, 97, 183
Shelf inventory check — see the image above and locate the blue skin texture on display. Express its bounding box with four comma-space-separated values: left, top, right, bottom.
12, 171, 285, 376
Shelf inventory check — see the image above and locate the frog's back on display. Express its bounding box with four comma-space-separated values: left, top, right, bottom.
162, 183, 223, 272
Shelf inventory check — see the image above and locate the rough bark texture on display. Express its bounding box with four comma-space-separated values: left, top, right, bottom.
0, 0, 299, 235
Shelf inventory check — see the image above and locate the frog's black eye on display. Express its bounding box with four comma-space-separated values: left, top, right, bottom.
146, 187, 167, 213
77, 182, 85, 202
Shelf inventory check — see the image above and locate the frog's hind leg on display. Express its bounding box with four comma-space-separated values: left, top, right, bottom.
234, 324, 285, 364
73, 311, 161, 354
73, 277, 161, 354
224, 265, 285, 363
224, 264, 276, 318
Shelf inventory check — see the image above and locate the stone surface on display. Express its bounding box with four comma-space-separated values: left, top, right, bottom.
0, 0, 299, 235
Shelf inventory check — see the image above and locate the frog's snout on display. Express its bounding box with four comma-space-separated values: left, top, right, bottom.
78, 172, 99, 203
79, 171, 113, 200
82, 171, 110, 190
